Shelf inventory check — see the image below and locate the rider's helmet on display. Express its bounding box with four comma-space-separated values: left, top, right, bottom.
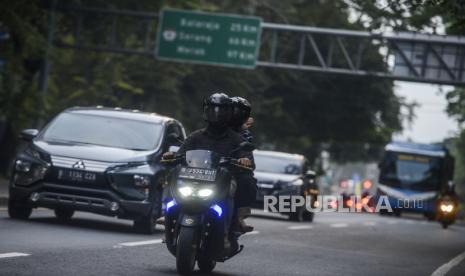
230, 97, 251, 129
203, 92, 233, 127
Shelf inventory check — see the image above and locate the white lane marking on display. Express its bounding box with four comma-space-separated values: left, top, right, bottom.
118, 239, 163, 247
288, 225, 313, 230
330, 223, 348, 228
386, 221, 398, 225
244, 230, 260, 236
432, 250, 465, 276
363, 222, 377, 226
0, 252, 30, 259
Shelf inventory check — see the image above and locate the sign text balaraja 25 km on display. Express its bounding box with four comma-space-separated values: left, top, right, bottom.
156, 8, 262, 68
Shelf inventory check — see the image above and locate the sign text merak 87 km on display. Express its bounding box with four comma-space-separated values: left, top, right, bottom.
156, 8, 262, 68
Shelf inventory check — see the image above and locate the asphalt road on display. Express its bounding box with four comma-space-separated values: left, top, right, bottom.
0, 208, 464, 276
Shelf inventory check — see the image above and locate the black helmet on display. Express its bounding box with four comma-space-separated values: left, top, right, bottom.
230, 96, 251, 129
203, 93, 233, 127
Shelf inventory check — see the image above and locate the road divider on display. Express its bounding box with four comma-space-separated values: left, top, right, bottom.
330, 223, 348, 228
288, 225, 313, 230
0, 252, 30, 259
117, 239, 163, 247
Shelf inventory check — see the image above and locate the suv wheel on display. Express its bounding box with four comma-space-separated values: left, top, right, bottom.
8, 197, 32, 220
54, 209, 75, 221
133, 192, 161, 234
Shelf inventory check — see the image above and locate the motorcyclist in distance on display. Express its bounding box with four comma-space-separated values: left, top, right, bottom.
230, 96, 257, 232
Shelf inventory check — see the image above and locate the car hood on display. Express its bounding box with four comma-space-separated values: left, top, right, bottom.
34, 140, 154, 163
254, 171, 300, 184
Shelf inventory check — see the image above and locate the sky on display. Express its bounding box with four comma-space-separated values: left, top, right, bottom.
393, 81, 459, 144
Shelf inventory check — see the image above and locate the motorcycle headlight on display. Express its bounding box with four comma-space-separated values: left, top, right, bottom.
440, 203, 454, 213
197, 188, 214, 198
179, 186, 194, 197
177, 182, 215, 199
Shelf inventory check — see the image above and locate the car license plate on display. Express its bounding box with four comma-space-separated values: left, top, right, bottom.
179, 167, 217, 182
58, 169, 97, 183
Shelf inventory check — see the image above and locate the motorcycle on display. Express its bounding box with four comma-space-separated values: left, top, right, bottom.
161, 143, 254, 275
437, 197, 457, 229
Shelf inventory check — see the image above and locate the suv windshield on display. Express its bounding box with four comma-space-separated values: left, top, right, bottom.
41, 112, 163, 151
255, 154, 303, 175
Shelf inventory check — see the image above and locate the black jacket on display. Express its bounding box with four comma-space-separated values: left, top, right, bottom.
177, 126, 250, 161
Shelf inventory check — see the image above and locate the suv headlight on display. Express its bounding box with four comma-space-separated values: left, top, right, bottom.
14, 159, 49, 186
133, 174, 151, 187
15, 160, 31, 173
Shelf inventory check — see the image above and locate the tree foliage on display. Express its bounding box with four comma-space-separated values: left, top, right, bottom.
0, 0, 408, 173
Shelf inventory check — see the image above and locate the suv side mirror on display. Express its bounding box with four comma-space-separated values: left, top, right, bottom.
20, 129, 39, 141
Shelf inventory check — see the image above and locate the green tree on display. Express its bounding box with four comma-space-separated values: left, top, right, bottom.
0, 0, 406, 173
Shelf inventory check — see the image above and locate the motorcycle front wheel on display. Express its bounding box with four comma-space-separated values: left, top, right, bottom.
176, 227, 199, 275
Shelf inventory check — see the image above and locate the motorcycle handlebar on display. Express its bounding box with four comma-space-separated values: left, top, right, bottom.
161, 155, 253, 171
222, 158, 254, 171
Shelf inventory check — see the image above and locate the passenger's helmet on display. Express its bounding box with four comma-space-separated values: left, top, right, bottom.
203, 93, 233, 127
230, 96, 251, 129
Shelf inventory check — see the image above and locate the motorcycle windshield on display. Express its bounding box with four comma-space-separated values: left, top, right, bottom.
185, 150, 221, 169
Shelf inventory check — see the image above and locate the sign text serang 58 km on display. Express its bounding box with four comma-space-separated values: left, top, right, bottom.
156, 9, 262, 68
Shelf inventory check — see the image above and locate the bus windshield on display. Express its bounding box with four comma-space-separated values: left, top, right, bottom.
379, 152, 442, 191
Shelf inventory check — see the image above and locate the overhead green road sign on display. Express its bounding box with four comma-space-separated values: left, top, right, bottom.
156, 9, 262, 68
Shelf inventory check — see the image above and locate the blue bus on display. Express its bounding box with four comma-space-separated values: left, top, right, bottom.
377, 142, 454, 219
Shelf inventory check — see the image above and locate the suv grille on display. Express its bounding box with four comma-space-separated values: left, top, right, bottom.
51, 156, 125, 172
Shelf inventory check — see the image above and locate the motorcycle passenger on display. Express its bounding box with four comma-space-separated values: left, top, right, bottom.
230, 96, 257, 233
163, 92, 253, 249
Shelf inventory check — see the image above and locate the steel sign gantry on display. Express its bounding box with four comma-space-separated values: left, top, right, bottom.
50, 6, 465, 86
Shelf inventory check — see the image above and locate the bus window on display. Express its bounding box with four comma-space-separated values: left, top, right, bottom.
379, 152, 441, 191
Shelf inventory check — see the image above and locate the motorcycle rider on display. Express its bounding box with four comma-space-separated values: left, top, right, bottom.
439, 181, 459, 208
163, 92, 253, 249
230, 97, 257, 232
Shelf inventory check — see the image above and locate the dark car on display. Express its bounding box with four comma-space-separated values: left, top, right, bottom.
8, 107, 186, 234
253, 150, 319, 222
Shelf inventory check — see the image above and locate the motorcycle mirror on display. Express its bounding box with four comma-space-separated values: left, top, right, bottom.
306, 170, 316, 178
